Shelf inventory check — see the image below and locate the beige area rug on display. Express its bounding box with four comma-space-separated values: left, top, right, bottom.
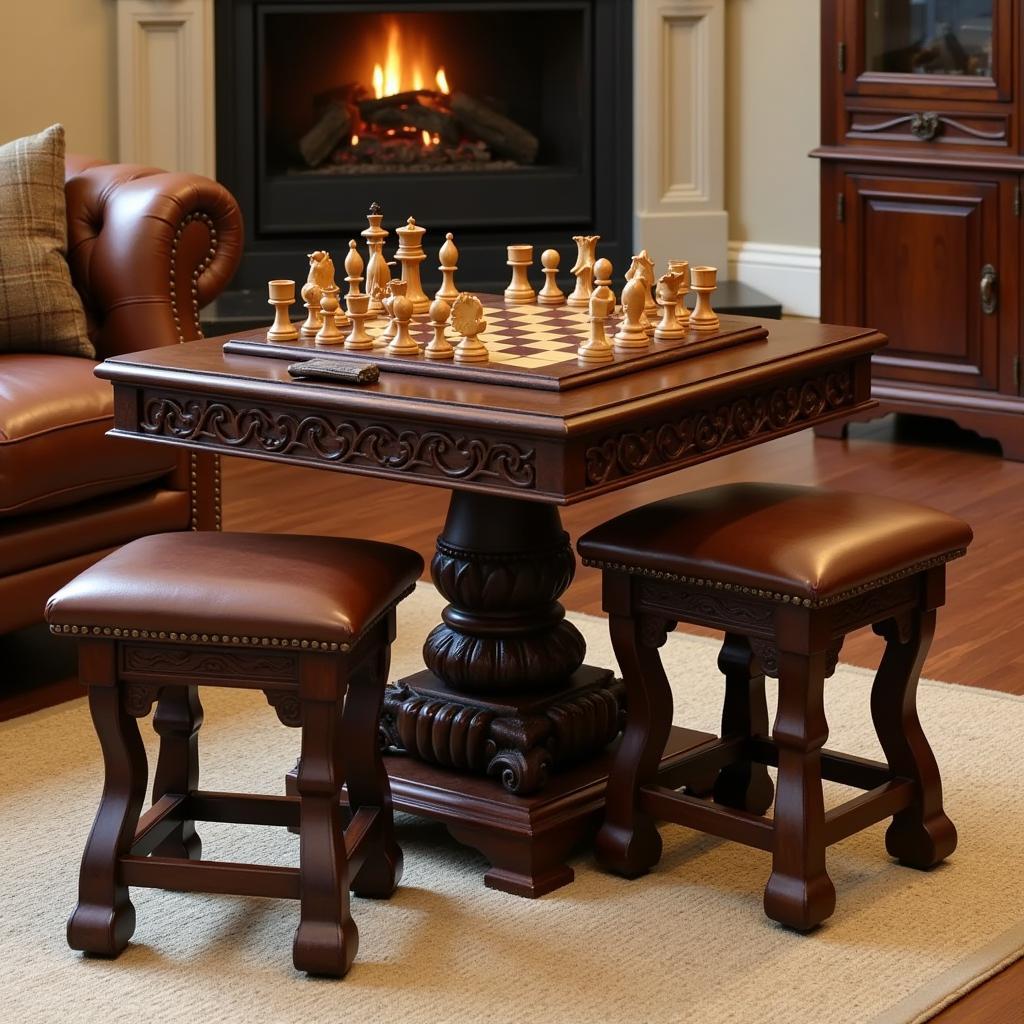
2, 583, 1023, 1024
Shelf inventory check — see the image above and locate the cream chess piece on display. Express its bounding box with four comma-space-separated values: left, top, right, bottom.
379, 280, 406, 345
344, 239, 364, 299
386, 294, 419, 356
425, 297, 454, 360
614, 273, 650, 351
314, 256, 344, 345
452, 293, 488, 363
579, 259, 616, 362
300, 249, 331, 338
266, 279, 299, 341
362, 202, 391, 312
344, 293, 374, 351
668, 259, 690, 327
653, 270, 687, 341
537, 249, 566, 305
396, 216, 431, 314
436, 232, 459, 302
504, 244, 536, 304
689, 265, 720, 331
626, 250, 657, 331
567, 234, 599, 308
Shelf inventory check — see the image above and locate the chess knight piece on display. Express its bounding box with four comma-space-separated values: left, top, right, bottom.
625, 250, 657, 330
451, 293, 488, 363
567, 234, 600, 308
653, 269, 687, 341
362, 202, 392, 313
667, 258, 691, 327
300, 250, 332, 337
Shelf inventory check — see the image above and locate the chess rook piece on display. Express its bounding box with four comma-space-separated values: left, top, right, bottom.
300, 249, 332, 338
344, 293, 374, 351
504, 244, 536, 304
537, 249, 566, 306
425, 297, 454, 360
689, 265, 720, 331
396, 216, 431, 314
435, 232, 460, 302
266, 279, 299, 341
344, 239, 364, 299
567, 234, 599, 308
386, 294, 419, 356
362, 202, 391, 313
579, 280, 615, 363
626, 250, 657, 332
653, 270, 687, 341
451, 293, 488, 363
668, 259, 690, 326
614, 274, 650, 351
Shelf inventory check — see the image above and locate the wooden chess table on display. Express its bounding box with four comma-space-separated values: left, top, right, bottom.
96, 314, 885, 897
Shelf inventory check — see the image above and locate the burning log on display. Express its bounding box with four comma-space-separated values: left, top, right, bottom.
299, 84, 363, 168
450, 92, 539, 164
357, 90, 443, 118
367, 105, 461, 147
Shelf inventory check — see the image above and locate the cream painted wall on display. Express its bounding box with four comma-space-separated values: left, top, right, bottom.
0, 0, 117, 159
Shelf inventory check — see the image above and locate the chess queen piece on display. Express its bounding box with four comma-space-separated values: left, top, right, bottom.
436, 232, 460, 302
344, 292, 374, 351
452, 293, 488, 363
396, 216, 431, 314
614, 274, 650, 351
626, 250, 657, 331
653, 270, 687, 341
579, 259, 616, 362
299, 250, 331, 338
266, 279, 299, 341
425, 297, 454, 360
504, 244, 536, 304
362, 202, 391, 313
668, 258, 690, 327
344, 239, 364, 299
567, 234, 599, 308
689, 265, 720, 331
386, 293, 419, 356
537, 249, 566, 306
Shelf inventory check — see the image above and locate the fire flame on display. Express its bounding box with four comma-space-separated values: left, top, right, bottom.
370, 17, 452, 100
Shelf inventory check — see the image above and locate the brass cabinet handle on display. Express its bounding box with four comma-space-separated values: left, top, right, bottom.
981, 264, 998, 315
910, 112, 940, 141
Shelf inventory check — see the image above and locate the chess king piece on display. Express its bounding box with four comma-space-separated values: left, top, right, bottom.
436, 232, 459, 302
689, 265, 720, 331
668, 258, 690, 326
579, 259, 616, 362
362, 202, 391, 313
266, 279, 299, 341
626, 250, 657, 330
504, 244, 536, 304
538, 249, 566, 306
425, 297, 454, 360
386, 293, 419, 356
344, 239, 364, 299
653, 270, 687, 341
614, 273, 650, 351
396, 216, 431, 314
300, 250, 331, 337
344, 292, 374, 351
451, 293, 488, 363
567, 234, 600, 308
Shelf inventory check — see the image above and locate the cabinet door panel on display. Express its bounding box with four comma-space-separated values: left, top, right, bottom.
845, 173, 1000, 391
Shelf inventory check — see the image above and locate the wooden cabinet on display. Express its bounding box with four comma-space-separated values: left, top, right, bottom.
815, 0, 1024, 459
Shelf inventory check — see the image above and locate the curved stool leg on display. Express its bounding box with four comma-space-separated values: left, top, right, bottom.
68, 683, 148, 957
872, 611, 957, 868
151, 685, 203, 859
713, 633, 775, 814
595, 613, 673, 878
764, 649, 836, 931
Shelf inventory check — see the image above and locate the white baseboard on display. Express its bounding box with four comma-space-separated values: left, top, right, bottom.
727, 241, 821, 318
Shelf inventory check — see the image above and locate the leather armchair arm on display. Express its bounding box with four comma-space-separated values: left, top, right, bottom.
64, 158, 244, 360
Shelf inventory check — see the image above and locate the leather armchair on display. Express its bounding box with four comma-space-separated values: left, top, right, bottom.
0, 156, 243, 636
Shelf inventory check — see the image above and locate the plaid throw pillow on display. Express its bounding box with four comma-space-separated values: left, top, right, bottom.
0, 124, 93, 358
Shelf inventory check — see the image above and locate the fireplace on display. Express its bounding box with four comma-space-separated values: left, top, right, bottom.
216, 0, 633, 293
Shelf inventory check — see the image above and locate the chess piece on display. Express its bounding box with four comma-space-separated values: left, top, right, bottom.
592, 257, 616, 310
362, 202, 391, 312
315, 258, 344, 345
396, 216, 431, 314
300, 250, 331, 337
344, 293, 374, 351
653, 270, 687, 341
504, 244, 536, 304
537, 249, 566, 306
379, 280, 406, 345
668, 259, 690, 326
266, 279, 299, 341
689, 265, 720, 331
452, 293, 488, 363
344, 239, 364, 298
626, 250, 657, 331
436, 232, 459, 302
425, 297, 454, 360
567, 234, 599, 308
614, 274, 650, 351
579, 273, 615, 363
386, 294, 419, 356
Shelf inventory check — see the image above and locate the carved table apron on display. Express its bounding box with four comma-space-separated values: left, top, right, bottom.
97, 316, 884, 897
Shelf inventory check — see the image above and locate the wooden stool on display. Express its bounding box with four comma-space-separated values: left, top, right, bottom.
578, 483, 973, 931
46, 531, 423, 976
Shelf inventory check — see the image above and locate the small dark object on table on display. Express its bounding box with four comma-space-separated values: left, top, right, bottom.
288, 358, 380, 385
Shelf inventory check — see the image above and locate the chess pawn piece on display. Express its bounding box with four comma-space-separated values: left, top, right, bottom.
653, 271, 687, 341
396, 216, 431, 314
579, 281, 615, 363
315, 285, 344, 346
386, 294, 419, 356
344, 293, 374, 351
452, 293, 488, 363
537, 249, 566, 306
689, 265, 720, 331
504, 244, 536, 304
362, 202, 391, 312
567, 234, 599, 308
266, 279, 299, 341
436, 232, 459, 302
344, 239, 364, 299
614, 274, 650, 351
668, 259, 690, 326
299, 280, 322, 338
425, 297, 454, 360
592, 257, 616, 310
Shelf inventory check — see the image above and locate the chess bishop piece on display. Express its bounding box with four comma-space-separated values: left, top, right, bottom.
653, 270, 687, 341
579, 258, 616, 363
266, 279, 299, 341
614, 273, 650, 351
537, 249, 566, 306
435, 232, 460, 302
668, 259, 690, 327
567, 234, 599, 308
344, 239, 364, 298
386, 293, 419, 356
425, 297, 454, 360
452, 293, 488, 363
504, 244, 536, 304
344, 293, 374, 351
362, 202, 391, 313
689, 265, 720, 331
396, 216, 431, 314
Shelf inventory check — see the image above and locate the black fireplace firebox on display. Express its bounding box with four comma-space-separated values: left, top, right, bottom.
215, 0, 633, 295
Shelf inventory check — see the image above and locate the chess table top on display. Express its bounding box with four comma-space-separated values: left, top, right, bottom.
223, 293, 767, 391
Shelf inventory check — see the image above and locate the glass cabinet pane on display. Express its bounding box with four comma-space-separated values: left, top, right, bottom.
864, 0, 994, 77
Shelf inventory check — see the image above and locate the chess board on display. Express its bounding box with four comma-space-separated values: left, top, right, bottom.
224, 294, 768, 392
